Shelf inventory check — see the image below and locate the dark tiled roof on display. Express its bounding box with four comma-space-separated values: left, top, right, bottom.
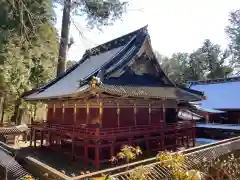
103, 72, 166, 86
0, 148, 31, 179
176, 84, 204, 97
83, 26, 148, 57
98, 84, 202, 101
22, 25, 203, 101
0, 125, 29, 135
28, 26, 148, 95
188, 76, 240, 86
23, 26, 149, 100
189, 77, 240, 109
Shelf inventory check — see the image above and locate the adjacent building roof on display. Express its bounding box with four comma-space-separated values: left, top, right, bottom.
192, 105, 225, 114
0, 148, 31, 179
178, 109, 202, 120
196, 123, 240, 131
23, 26, 204, 102
189, 77, 240, 110
0, 124, 29, 135
195, 138, 217, 145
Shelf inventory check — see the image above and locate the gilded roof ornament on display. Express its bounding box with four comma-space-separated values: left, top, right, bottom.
203, 95, 207, 100
90, 76, 102, 89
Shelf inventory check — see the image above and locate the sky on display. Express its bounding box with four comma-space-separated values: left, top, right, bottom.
55, 0, 240, 61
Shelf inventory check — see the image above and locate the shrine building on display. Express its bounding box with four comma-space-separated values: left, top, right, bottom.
189, 77, 240, 124
22, 26, 204, 169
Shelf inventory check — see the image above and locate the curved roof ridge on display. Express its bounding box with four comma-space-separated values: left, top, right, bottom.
22, 25, 148, 98
83, 25, 148, 57
188, 76, 240, 86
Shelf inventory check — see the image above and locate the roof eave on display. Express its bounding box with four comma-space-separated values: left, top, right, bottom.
96, 85, 201, 102
23, 85, 92, 102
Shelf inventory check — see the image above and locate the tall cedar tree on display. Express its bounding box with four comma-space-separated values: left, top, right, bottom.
0, 0, 58, 124
156, 40, 233, 86
226, 9, 240, 71
55, 0, 128, 76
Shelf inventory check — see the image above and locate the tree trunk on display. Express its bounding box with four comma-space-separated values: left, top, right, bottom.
33, 104, 37, 121
0, 96, 6, 126
16, 108, 24, 125
0, 96, 3, 117
11, 98, 21, 125
57, 0, 71, 77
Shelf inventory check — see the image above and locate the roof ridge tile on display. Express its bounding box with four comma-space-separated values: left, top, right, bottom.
188, 76, 240, 86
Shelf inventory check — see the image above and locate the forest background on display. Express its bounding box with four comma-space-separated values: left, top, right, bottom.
0, 0, 240, 125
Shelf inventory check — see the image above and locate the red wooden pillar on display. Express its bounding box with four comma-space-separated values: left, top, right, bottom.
53, 103, 56, 123
192, 121, 196, 147
148, 104, 151, 125
205, 114, 209, 124
93, 101, 102, 169
134, 103, 137, 126
160, 132, 164, 150
33, 130, 37, 147
174, 108, 178, 150
161, 103, 166, 150
55, 136, 60, 148
48, 131, 52, 147
99, 102, 103, 127
95, 127, 100, 170
117, 103, 120, 127
62, 103, 65, 123
74, 103, 77, 125
162, 103, 166, 125
182, 136, 184, 146
110, 141, 114, 158
95, 143, 100, 170
72, 136, 75, 160
40, 131, 44, 147
145, 135, 150, 155
128, 138, 132, 145
30, 128, 33, 147
186, 135, 189, 148
86, 103, 89, 124
84, 141, 88, 168
192, 132, 195, 147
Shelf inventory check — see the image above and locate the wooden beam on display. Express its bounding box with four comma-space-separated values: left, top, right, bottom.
72, 136, 75, 160
117, 103, 120, 127
62, 103, 65, 123
30, 128, 33, 147
148, 104, 151, 125
40, 131, 44, 147
134, 103, 137, 126
53, 103, 56, 116
74, 103, 77, 124
99, 102, 103, 126
86, 103, 89, 124
162, 103, 166, 125
33, 130, 36, 147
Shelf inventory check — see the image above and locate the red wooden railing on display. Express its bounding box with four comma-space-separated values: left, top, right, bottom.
30, 121, 195, 170
31, 121, 195, 140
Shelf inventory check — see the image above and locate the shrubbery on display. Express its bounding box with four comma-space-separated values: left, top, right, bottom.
97, 145, 240, 180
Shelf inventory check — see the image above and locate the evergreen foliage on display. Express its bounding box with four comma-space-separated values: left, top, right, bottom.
0, 2, 239, 124
156, 39, 233, 85
0, 0, 59, 124
226, 9, 240, 71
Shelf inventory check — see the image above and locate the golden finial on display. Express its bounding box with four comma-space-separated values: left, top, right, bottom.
90, 76, 101, 89
90, 76, 97, 88
134, 103, 137, 114
203, 95, 207, 100
148, 104, 151, 114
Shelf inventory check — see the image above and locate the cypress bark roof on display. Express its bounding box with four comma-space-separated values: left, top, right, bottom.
0, 124, 29, 135
23, 26, 204, 102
